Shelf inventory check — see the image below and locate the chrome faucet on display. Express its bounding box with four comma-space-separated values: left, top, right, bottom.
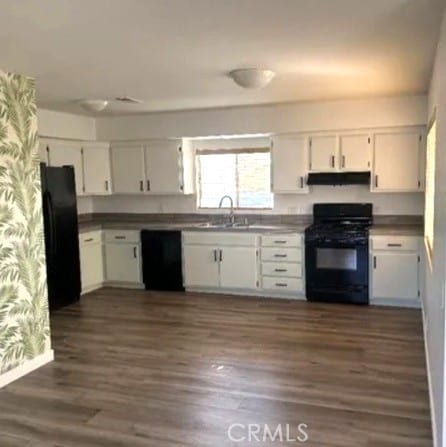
218, 195, 235, 225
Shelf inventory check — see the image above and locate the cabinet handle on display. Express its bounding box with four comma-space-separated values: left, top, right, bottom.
219, 249, 223, 262
140, 180, 144, 191
375, 175, 379, 188
133, 247, 137, 258
275, 283, 288, 287
213, 249, 217, 262
387, 243, 402, 247
147, 180, 151, 191
300, 176, 304, 189
105, 180, 109, 191
274, 254, 287, 258
331, 155, 335, 168
373, 256, 377, 269
84, 238, 93, 242
342, 155, 346, 168
274, 268, 287, 272
274, 240, 287, 244
115, 236, 126, 240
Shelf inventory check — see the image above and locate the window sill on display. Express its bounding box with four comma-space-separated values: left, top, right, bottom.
198, 207, 273, 211
424, 237, 434, 272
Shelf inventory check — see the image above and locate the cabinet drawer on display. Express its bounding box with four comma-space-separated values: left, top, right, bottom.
261, 262, 302, 278
183, 231, 257, 246
262, 276, 303, 292
79, 230, 102, 245
261, 247, 302, 262
104, 230, 140, 244
371, 236, 419, 251
261, 234, 301, 248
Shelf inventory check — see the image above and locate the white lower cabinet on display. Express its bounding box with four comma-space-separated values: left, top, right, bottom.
79, 230, 104, 294
260, 233, 305, 296
182, 232, 258, 290
219, 247, 258, 289
104, 230, 142, 285
371, 236, 421, 303
183, 245, 220, 287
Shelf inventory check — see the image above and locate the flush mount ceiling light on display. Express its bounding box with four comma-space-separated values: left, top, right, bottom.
229, 68, 275, 89
79, 99, 109, 112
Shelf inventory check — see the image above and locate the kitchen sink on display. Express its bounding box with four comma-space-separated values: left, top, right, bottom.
196, 222, 282, 230
196, 222, 248, 229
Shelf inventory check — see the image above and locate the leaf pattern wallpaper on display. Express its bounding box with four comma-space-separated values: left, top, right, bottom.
0, 70, 51, 375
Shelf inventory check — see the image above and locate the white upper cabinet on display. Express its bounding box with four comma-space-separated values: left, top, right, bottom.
111, 145, 146, 194
82, 142, 112, 195
372, 131, 422, 192
144, 140, 184, 194
309, 135, 338, 172
47, 140, 84, 196
339, 134, 371, 171
111, 139, 194, 195
271, 135, 309, 193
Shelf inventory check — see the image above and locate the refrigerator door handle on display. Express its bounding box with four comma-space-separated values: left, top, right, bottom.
45, 192, 57, 257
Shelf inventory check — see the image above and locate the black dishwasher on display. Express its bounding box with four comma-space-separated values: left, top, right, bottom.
141, 230, 184, 291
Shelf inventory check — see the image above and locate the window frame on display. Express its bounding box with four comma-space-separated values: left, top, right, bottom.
424, 113, 436, 270
195, 146, 273, 210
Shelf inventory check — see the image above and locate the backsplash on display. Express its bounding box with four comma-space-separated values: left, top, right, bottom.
92, 185, 424, 216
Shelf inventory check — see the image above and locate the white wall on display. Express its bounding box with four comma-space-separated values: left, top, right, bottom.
425, 7, 446, 447
93, 96, 427, 216
77, 197, 94, 215
93, 188, 423, 216
96, 95, 427, 140
37, 109, 96, 140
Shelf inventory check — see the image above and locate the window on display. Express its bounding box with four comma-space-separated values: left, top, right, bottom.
425, 118, 436, 263
196, 148, 273, 209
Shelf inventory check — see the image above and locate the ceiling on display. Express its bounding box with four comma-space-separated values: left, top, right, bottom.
0, 0, 443, 115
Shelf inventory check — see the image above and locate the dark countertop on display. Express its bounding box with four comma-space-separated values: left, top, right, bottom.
78, 218, 423, 237
369, 224, 423, 236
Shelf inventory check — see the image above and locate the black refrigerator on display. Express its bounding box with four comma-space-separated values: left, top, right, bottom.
40, 163, 81, 310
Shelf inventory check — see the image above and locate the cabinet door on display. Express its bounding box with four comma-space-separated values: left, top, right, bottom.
271, 135, 309, 193
340, 134, 371, 171
144, 141, 183, 194
372, 252, 419, 299
111, 145, 145, 194
80, 243, 104, 292
372, 132, 421, 192
309, 135, 338, 172
183, 245, 219, 288
48, 141, 84, 196
219, 246, 258, 289
39, 139, 49, 164
104, 243, 141, 283
83, 143, 112, 195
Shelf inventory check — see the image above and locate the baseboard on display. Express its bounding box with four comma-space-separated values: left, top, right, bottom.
421, 304, 438, 447
0, 349, 54, 389
186, 287, 306, 300
370, 297, 421, 308
81, 283, 104, 295
103, 281, 144, 290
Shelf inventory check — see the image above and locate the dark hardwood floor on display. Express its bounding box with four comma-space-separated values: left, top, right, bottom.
0, 288, 432, 446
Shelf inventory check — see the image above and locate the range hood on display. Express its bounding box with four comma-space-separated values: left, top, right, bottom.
307, 172, 371, 186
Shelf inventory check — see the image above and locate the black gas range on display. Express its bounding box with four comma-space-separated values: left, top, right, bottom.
305, 203, 373, 305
